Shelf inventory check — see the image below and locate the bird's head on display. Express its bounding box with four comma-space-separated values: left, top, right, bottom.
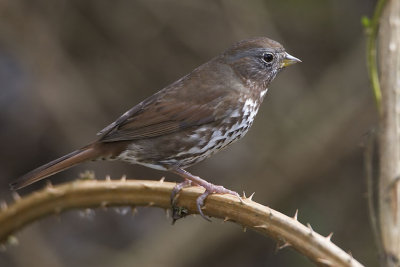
222, 37, 301, 89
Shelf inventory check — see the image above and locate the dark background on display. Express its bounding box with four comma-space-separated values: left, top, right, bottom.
0, 1, 378, 266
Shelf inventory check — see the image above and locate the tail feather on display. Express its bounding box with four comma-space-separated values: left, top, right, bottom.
10, 145, 100, 190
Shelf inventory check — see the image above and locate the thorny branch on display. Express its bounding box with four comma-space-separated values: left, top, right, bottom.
0, 178, 363, 266
376, 0, 400, 265
365, 0, 400, 265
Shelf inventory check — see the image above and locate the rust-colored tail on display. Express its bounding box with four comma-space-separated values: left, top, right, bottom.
10, 144, 102, 190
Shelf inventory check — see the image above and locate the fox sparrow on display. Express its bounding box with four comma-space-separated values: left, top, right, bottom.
10, 37, 300, 220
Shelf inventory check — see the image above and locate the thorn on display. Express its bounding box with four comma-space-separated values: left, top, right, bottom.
159, 177, 165, 183
242, 226, 247, 232
46, 180, 53, 188
316, 258, 333, 266
142, 183, 150, 189
223, 216, 231, 222
293, 209, 298, 221
106, 175, 111, 182
79, 208, 95, 220
276, 241, 291, 251
348, 251, 353, 262
269, 210, 273, 218
0, 201, 8, 211
326, 232, 333, 241
46, 186, 63, 195
307, 223, 314, 236
242, 191, 247, 198
237, 195, 244, 205
12, 192, 21, 202
114, 206, 130, 216
120, 175, 126, 182
254, 224, 269, 230
79, 170, 95, 180
147, 202, 155, 207
248, 192, 255, 201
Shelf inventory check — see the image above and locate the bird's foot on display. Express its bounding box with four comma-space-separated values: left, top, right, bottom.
195, 183, 241, 221
171, 179, 193, 224
171, 168, 242, 222
171, 179, 193, 206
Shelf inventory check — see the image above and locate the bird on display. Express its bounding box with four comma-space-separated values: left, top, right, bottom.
10, 37, 300, 220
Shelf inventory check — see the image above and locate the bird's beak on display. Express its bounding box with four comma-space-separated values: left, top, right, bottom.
281, 52, 301, 68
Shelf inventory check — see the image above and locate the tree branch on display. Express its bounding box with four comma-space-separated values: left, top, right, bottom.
0, 179, 363, 266
377, 0, 400, 265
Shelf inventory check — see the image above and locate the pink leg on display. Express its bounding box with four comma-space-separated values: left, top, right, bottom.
171, 168, 241, 221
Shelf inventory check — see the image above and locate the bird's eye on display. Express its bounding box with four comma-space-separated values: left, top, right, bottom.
263, 53, 274, 63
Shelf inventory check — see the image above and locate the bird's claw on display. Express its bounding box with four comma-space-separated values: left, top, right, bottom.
196, 191, 212, 222
170, 168, 242, 222
170, 180, 193, 223
195, 184, 241, 222
170, 179, 192, 206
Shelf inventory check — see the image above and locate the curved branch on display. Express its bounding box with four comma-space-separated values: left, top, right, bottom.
0, 179, 363, 266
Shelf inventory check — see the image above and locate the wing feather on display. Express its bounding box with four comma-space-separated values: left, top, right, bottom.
97, 60, 239, 142
98, 94, 218, 142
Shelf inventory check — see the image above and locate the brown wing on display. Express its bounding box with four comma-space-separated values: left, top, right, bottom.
99, 103, 216, 142
97, 59, 241, 142
97, 88, 226, 142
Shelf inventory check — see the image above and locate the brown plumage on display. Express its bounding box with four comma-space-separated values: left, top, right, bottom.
10, 37, 300, 219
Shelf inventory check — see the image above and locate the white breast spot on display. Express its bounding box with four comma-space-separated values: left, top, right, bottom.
260, 88, 268, 98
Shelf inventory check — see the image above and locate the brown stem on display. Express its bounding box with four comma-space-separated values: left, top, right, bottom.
0, 179, 363, 266
378, 0, 400, 265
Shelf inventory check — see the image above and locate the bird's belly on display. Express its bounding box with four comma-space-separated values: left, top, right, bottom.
117, 119, 253, 170
175, 119, 252, 163
117, 101, 259, 170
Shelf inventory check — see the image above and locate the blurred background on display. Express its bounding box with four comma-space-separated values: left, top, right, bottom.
0, 0, 378, 266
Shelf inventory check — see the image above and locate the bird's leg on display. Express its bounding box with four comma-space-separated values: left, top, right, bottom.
171, 167, 242, 221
